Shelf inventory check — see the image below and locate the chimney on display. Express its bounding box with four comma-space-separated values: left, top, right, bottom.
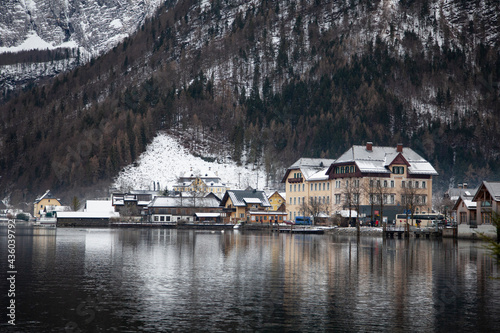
458, 183, 463, 189
366, 142, 373, 151
397, 143, 403, 153
463, 183, 467, 189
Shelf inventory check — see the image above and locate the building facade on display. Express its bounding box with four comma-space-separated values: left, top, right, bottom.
282, 143, 438, 223
473, 181, 500, 225
33, 190, 62, 218
173, 168, 230, 198
220, 189, 272, 223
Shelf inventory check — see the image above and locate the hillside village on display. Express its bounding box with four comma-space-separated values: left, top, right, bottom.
5, 141, 498, 239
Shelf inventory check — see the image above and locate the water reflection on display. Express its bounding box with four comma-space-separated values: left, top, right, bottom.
0, 227, 499, 332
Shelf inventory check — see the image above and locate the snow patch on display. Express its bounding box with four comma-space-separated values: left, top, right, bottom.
109, 19, 123, 29
0, 30, 54, 53
113, 133, 267, 192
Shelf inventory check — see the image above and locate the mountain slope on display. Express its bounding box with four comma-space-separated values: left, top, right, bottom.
0, 0, 499, 206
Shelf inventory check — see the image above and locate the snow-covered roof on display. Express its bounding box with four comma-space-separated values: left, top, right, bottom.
35, 190, 60, 203
222, 190, 271, 207
282, 158, 335, 182
334, 145, 438, 176
308, 168, 330, 181
85, 200, 115, 213
338, 210, 358, 218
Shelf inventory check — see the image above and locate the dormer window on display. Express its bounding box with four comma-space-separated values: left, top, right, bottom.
392, 166, 404, 174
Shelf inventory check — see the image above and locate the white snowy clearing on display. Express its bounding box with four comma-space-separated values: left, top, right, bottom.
0, 30, 78, 53
113, 133, 268, 192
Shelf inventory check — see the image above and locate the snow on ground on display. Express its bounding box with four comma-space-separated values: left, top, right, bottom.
0, 30, 79, 53
113, 133, 267, 192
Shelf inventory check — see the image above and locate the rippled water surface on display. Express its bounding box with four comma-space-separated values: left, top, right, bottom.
1, 225, 500, 332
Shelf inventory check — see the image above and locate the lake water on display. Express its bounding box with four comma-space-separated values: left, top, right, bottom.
1, 225, 500, 332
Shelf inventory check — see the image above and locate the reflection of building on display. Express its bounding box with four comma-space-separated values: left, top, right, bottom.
173, 168, 230, 198
33, 190, 62, 218
220, 189, 272, 223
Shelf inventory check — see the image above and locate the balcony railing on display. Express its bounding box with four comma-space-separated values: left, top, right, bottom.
288, 177, 304, 183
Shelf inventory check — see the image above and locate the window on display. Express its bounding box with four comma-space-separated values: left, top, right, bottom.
294, 197, 296, 205
290, 185, 292, 192
315, 183, 318, 191
294, 184, 296, 192
350, 166, 355, 173
341, 166, 344, 173
323, 183, 326, 191
402, 181, 405, 188
354, 194, 360, 204
327, 183, 330, 190
384, 180, 388, 188
390, 194, 395, 204
160, 216, 165, 222
302, 184, 305, 191
154, 216, 159, 222
311, 184, 313, 191
240, 213, 245, 218
335, 194, 341, 204
290, 198, 292, 205
422, 181, 426, 189
327, 196, 330, 203
298, 197, 301, 204
391, 180, 395, 188
415, 181, 419, 188
336, 180, 341, 188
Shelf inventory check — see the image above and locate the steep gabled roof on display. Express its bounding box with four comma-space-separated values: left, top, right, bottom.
220, 190, 271, 207
34, 190, 60, 204
472, 181, 500, 202
452, 190, 478, 211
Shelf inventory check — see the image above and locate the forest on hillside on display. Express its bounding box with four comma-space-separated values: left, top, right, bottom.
0, 0, 499, 206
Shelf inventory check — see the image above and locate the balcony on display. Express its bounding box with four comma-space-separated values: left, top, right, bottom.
288, 177, 304, 183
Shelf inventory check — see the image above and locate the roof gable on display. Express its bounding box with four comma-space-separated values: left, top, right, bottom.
472, 181, 500, 202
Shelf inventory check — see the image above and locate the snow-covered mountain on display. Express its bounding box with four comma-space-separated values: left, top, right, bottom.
0, 0, 168, 96
0, 0, 166, 55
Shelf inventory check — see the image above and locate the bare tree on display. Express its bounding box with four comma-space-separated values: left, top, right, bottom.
301, 195, 330, 225
372, 178, 394, 226
401, 180, 427, 226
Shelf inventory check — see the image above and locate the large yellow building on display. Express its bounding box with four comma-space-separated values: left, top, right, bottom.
282, 143, 438, 223
33, 190, 62, 218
